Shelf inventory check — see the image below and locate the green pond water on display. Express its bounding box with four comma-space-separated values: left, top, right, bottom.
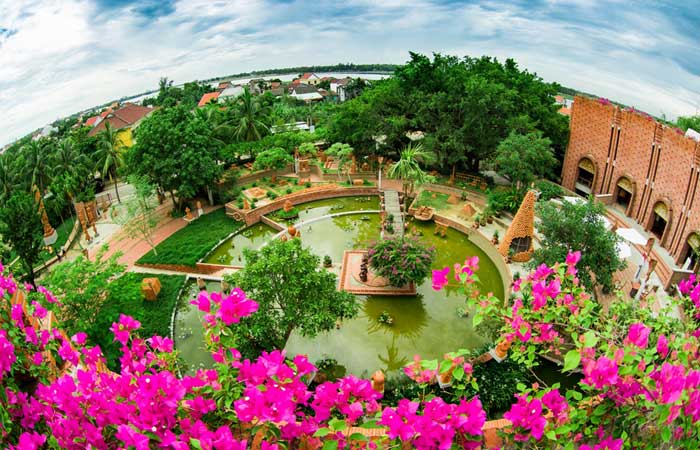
273, 196, 380, 223
203, 224, 278, 265
174, 279, 220, 374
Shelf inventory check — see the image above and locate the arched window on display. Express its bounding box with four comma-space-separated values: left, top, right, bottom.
681, 233, 700, 273
614, 177, 634, 211
575, 158, 595, 196
510, 236, 531, 254
650, 201, 669, 240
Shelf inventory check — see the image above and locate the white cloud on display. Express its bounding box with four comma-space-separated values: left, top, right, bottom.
0, 0, 699, 146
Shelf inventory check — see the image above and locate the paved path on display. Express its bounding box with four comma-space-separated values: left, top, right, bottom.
383, 190, 404, 238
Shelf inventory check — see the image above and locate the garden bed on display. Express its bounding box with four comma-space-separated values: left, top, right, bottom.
137, 208, 241, 267
412, 190, 452, 210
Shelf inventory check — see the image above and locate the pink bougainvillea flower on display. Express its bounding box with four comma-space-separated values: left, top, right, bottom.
147, 336, 174, 353
657, 334, 669, 358
625, 323, 650, 349
432, 267, 450, 291
504, 394, 547, 441
191, 292, 211, 312
30, 301, 47, 319
216, 288, 258, 325
71, 332, 87, 346
542, 389, 569, 423
110, 314, 141, 345
583, 356, 619, 389
0, 329, 16, 378
14, 432, 46, 450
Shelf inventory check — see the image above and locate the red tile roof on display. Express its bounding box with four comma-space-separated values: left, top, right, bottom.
85, 116, 99, 127
217, 82, 231, 90
88, 104, 155, 136
555, 95, 565, 104
198, 92, 221, 107
559, 105, 571, 116
300, 72, 317, 80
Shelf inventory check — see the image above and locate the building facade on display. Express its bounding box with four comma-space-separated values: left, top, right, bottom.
562, 96, 700, 270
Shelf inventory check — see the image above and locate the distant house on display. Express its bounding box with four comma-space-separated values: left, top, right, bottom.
217, 81, 231, 91
555, 95, 574, 116
32, 124, 58, 141
219, 85, 244, 101
198, 92, 221, 107
331, 78, 352, 102
298, 72, 321, 86
290, 84, 324, 102
87, 103, 155, 147
248, 78, 269, 94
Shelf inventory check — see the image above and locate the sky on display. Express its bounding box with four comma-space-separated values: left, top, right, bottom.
1, 0, 699, 146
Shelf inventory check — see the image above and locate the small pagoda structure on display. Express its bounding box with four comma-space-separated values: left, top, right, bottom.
498, 190, 536, 262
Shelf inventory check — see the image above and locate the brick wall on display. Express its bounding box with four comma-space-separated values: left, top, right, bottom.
562, 96, 700, 265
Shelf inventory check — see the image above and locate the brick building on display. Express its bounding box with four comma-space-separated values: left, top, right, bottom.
561, 96, 700, 270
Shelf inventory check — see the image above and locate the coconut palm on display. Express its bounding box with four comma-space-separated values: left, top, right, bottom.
95, 122, 125, 203
0, 154, 18, 201
387, 142, 435, 209
52, 138, 89, 180
234, 87, 270, 142
21, 138, 54, 193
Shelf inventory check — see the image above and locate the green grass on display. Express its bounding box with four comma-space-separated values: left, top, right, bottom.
413, 190, 451, 210
93, 273, 186, 371
137, 208, 242, 266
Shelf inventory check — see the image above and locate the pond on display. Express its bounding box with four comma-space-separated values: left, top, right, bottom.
176, 196, 507, 378
285, 216, 505, 377
203, 224, 278, 265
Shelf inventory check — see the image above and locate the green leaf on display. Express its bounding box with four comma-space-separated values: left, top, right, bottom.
563, 350, 581, 372
661, 427, 671, 443
516, 383, 526, 392
329, 417, 346, 431
546, 430, 557, 440
314, 428, 332, 437
349, 433, 369, 442
322, 441, 339, 450
359, 420, 382, 429
472, 313, 483, 327
453, 365, 465, 381
583, 331, 598, 348
189, 439, 202, 450
439, 359, 452, 374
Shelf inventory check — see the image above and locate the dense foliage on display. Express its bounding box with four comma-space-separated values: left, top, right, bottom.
0, 191, 44, 285
251, 147, 293, 173
368, 236, 436, 287
677, 115, 700, 132
531, 198, 626, 292
326, 52, 569, 172
225, 239, 358, 359
127, 105, 223, 212
494, 131, 557, 189
137, 208, 241, 267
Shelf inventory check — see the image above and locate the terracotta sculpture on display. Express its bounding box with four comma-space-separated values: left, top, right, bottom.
196, 200, 204, 217
243, 198, 251, 210
284, 200, 293, 212
371, 370, 385, 393
185, 207, 194, 220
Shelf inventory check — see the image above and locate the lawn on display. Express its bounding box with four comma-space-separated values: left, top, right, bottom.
137, 208, 242, 266
92, 273, 186, 371
413, 190, 452, 210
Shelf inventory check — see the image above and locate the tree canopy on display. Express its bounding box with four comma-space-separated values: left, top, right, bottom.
226, 239, 358, 359
127, 105, 223, 211
494, 131, 557, 189
530, 198, 626, 292
0, 191, 44, 284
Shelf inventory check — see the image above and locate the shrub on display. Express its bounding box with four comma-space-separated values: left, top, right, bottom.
368, 237, 435, 287
252, 182, 258, 187
286, 188, 293, 194
323, 255, 332, 267
535, 180, 564, 201
487, 188, 524, 215
305, 181, 312, 188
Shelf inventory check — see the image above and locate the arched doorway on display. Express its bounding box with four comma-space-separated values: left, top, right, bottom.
575, 158, 596, 196
680, 232, 700, 273
613, 176, 634, 214
649, 201, 670, 241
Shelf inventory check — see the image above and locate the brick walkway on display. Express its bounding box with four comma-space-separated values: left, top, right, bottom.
90, 201, 220, 269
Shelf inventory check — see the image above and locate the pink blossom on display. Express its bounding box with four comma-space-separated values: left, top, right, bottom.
0, 329, 16, 378
504, 394, 547, 441
110, 314, 141, 345
657, 334, 669, 358
14, 432, 46, 450
216, 289, 259, 325
71, 332, 87, 346
542, 389, 568, 423
625, 323, 650, 349
191, 292, 211, 312
30, 301, 47, 319
432, 267, 450, 290
583, 356, 619, 389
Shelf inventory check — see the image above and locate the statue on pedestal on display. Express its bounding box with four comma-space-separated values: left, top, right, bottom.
196, 200, 204, 217
34, 186, 57, 245
185, 207, 194, 220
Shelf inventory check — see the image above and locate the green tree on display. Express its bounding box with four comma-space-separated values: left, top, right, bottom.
20, 139, 54, 193
530, 198, 626, 292
387, 142, 435, 209
234, 87, 270, 142
110, 176, 160, 255
39, 247, 125, 339
226, 239, 358, 359
325, 142, 354, 182
252, 147, 293, 181
677, 115, 700, 132
128, 105, 223, 212
494, 131, 557, 189
0, 191, 44, 285
95, 122, 125, 203
297, 142, 317, 157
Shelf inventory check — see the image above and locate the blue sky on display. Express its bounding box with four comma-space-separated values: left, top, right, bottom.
0, 0, 698, 146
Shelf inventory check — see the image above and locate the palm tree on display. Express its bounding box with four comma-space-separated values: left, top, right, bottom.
234, 87, 270, 142
387, 142, 435, 209
95, 122, 125, 202
21, 139, 53, 193
0, 154, 18, 201
52, 138, 89, 180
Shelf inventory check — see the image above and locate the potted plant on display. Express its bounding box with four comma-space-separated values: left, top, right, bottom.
385, 224, 395, 234
473, 214, 481, 229
492, 230, 499, 245
323, 255, 332, 268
